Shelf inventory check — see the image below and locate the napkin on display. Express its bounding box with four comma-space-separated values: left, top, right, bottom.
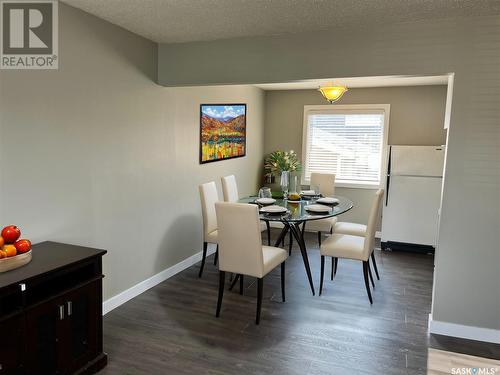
300, 190, 316, 195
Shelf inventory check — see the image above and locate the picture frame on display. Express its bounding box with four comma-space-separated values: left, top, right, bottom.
199, 103, 247, 164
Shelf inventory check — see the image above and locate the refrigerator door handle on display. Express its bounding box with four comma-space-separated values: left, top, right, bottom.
385, 146, 392, 206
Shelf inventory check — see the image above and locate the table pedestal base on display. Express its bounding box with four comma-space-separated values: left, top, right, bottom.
274, 221, 315, 296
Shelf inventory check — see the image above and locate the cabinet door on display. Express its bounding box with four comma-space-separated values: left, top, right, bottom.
25, 296, 64, 374
0, 313, 25, 374
62, 280, 100, 374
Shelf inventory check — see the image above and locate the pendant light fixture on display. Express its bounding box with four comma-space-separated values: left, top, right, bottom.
318, 85, 348, 103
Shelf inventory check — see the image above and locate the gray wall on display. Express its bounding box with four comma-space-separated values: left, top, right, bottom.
264, 86, 447, 225
158, 16, 500, 332
0, 4, 265, 300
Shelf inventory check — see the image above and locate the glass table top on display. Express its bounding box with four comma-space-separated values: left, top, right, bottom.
238, 196, 354, 222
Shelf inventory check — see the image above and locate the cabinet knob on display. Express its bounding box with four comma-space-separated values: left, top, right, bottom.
58, 305, 65, 320
67, 301, 72, 316
19, 283, 26, 291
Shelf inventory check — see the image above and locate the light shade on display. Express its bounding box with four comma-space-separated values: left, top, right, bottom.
318, 86, 348, 103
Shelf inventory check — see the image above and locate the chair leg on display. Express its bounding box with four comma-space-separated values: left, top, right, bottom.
331, 257, 334, 280
216, 271, 225, 317
288, 231, 293, 256
199, 242, 208, 278
239, 275, 244, 295
371, 252, 380, 280
213, 245, 219, 266
317, 231, 322, 247
362, 261, 373, 304
334, 257, 338, 276
319, 255, 325, 296
266, 220, 271, 246
368, 259, 375, 288
256, 278, 263, 324
281, 262, 286, 302
229, 274, 240, 291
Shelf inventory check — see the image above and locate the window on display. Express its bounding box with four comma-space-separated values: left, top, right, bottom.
302, 105, 390, 188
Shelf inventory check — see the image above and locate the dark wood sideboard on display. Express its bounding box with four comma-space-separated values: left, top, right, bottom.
0, 241, 107, 374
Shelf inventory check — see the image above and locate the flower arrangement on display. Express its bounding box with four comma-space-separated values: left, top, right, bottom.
264, 150, 301, 177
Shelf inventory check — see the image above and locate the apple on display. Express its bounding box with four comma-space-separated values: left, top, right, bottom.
14, 239, 31, 254
1, 225, 21, 244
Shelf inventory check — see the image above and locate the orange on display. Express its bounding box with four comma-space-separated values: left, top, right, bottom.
0, 236, 4, 247
2, 244, 17, 257
0, 250, 6, 259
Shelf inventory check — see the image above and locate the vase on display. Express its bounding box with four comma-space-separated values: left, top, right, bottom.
280, 171, 290, 199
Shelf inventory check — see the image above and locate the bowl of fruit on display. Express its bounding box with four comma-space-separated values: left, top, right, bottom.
0, 225, 32, 273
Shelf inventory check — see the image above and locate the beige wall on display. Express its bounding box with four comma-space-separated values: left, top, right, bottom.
264, 86, 447, 225
158, 16, 500, 334
0, 4, 265, 300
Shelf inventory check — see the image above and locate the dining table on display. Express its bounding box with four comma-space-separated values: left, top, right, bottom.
238, 195, 353, 296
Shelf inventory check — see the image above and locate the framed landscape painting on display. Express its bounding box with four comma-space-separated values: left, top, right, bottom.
200, 104, 247, 164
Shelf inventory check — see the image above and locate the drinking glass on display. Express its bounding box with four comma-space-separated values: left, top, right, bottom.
310, 184, 320, 197
258, 187, 272, 199
280, 171, 290, 199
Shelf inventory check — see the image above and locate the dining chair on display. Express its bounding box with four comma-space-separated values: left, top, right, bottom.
331, 220, 380, 281
215, 202, 288, 324
319, 189, 384, 304
198, 181, 220, 278
221, 175, 271, 246
305, 173, 338, 246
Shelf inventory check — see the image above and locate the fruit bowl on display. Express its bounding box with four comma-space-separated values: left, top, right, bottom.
0, 250, 32, 273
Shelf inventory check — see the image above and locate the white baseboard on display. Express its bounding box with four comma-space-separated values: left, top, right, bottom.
428, 314, 500, 344
103, 245, 216, 315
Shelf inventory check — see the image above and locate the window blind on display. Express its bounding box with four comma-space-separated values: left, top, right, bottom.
304, 111, 385, 185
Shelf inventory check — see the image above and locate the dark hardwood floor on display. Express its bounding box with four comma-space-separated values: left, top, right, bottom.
98, 231, 496, 375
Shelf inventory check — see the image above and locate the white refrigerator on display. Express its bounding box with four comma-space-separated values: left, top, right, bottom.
381, 145, 445, 252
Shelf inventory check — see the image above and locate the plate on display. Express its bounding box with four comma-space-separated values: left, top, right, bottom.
256, 197, 276, 205
305, 204, 332, 213
316, 197, 339, 205
260, 205, 288, 214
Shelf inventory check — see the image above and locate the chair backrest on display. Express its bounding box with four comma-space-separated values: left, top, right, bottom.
215, 202, 264, 278
221, 175, 239, 202
363, 189, 384, 259
199, 181, 219, 239
310, 173, 336, 197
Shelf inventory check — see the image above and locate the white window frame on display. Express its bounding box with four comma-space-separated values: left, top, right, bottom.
301, 104, 390, 189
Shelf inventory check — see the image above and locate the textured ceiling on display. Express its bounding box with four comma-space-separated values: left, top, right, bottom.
63, 0, 500, 44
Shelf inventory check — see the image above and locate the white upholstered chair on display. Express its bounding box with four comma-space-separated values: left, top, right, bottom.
215, 202, 288, 324
331, 199, 382, 281
198, 181, 220, 278
319, 189, 384, 303
221, 175, 271, 246
331, 222, 381, 281
305, 173, 338, 246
